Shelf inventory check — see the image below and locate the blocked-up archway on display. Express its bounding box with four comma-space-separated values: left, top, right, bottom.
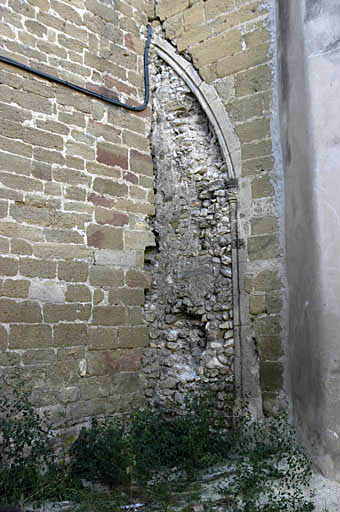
141, 36, 262, 415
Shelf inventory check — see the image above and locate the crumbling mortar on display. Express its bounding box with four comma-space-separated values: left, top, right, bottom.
141, 56, 234, 410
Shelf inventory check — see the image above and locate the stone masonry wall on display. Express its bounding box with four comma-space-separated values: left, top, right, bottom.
151, 0, 285, 413
0, 0, 154, 429
141, 58, 234, 410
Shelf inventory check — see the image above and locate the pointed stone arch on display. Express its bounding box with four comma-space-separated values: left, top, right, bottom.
151, 37, 262, 415
153, 37, 240, 181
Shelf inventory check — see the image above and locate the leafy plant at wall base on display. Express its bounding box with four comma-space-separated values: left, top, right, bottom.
0, 375, 315, 512
70, 416, 129, 487
222, 412, 314, 511
0, 375, 54, 502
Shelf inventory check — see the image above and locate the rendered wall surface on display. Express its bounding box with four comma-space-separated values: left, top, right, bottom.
277, 0, 340, 480
0, 0, 154, 429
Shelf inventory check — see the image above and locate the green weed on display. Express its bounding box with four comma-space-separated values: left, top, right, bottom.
0, 375, 315, 512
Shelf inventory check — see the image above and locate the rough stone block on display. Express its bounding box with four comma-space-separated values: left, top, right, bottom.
126, 269, 152, 289
93, 177, 128, 198
9, 324, 52, 349
0, 351, 21, 366
112, 372, 141, 395
54, 323, 88, 347
86, 350, 120, 376
0, 298, 42, 322
66, 399, 107, 421
241, 139, 272, 160
216, 43, 270, 78
227, 95, 263, 123
245, 27, 271, 48
266, 292, 282, 314
248, 234, 280, 260
0, 237, 9, 254
20, 258, 56, 278
114, 198, 155, 216
130, 149, 154, 176
88, 192, 115, 208
109, 287, 145, 306
0, 172, 42, 193
205, 0, 234, 20
34, 147, 65, 166
164, 12, 184, 40
97, 143, 128, 169
44, 304, 91, 322
95, 249, 136, 268
127, 306, 143, 325
253, 270, 281, 292
11, 238, 33, 256
120, 348, 143, 371
250, 294, 265, 315
29, 281, 66, 303
22, 348, 57, 365
93, 289, 105, 305
58, 261, 89, 282
34, 243, 93, 261
1, 279, 29, 299
260, 362, 283, 392
123, 131, 150, 153
251, 174, 274, 198
0, 257, 18, 276
118, 326, 149, 348
87, 224, 123, 250
191, 30, 242, 68
254, 315, 281, 337
242, 156, 274, 176
92, 306, 127, 326
235, 64, 272, 96
124, 230, 155, 250
45, 229, 83, 245
0, 324, 8, 350
66, 285, 91, 303
95, 207, 129, 226
156, 0, 189, 20
57, 346, 85, 362
88, 327, 118, 350
89, 266, 124, 287
257, 336, 283, 361
236, 118, 270, 143
177, 25, 211, 52
53, 167, 90, 187
251, 216, 278, 235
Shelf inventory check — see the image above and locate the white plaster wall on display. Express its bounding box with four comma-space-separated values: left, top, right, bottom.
277, 0, 340, 480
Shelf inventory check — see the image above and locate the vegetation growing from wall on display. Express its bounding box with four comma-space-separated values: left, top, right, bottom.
0, 375, 314, 511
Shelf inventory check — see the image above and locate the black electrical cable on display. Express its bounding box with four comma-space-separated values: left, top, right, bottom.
0, 25, 152, 112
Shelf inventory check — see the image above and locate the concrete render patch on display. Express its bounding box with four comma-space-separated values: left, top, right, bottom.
29, 280, 66, 303
94, 249, 136, 267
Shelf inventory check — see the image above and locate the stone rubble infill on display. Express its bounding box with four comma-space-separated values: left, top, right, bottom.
142, 57, 234, 410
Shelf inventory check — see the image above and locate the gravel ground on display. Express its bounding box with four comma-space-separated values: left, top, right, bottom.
310, 471, 340, 511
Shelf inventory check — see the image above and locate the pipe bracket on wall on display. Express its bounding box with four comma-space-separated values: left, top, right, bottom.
0, 25, 152, 112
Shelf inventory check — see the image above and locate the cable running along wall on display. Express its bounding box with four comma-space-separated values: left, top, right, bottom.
0, 25, 152, 112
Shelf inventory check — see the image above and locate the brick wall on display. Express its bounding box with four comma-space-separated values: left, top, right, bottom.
153, 0, 285, 412
0, 0, 154, 428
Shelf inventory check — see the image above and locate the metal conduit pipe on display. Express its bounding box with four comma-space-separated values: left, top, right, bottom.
0, 25, 152, 112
